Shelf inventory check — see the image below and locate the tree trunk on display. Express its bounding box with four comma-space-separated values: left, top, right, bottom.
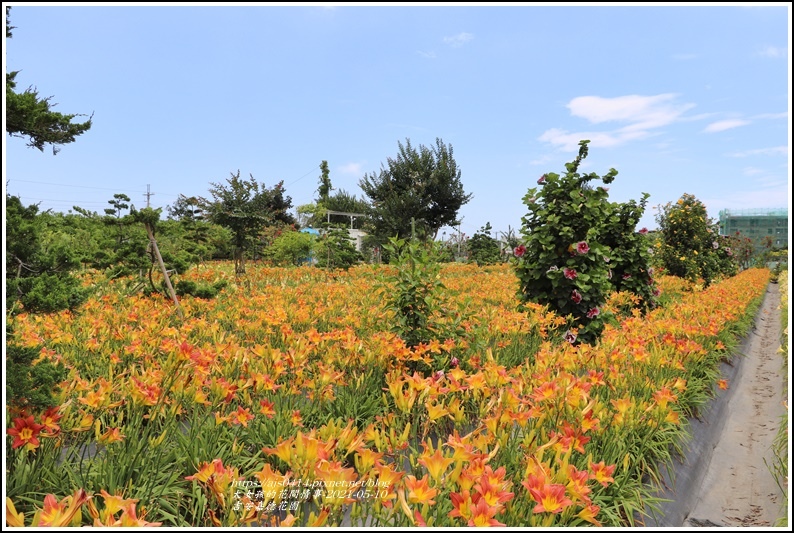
145, 223, 183, 319
235, 246, 246, 275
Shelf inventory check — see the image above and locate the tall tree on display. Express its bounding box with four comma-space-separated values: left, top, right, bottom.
359, 138, 471, 244
317, 160, 333, 202
5, 7, 93, 155
200, 171, 293, 274
468, 222, 501, 266
167, 194, 204, 222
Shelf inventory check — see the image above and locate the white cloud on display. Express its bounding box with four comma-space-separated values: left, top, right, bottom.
567, 94, 693, 127
539, 94, 694, 151
417, 50, 436, 59
538, 128, 648, 152
758, 45, 787, 58
742, 167, 764, 176
337, 162, 364, 176
443, 32, 473, 48
752, 112, 788, 120
529, 154, 555, 166
729, 146, 789, 157
703, 119, 751, 133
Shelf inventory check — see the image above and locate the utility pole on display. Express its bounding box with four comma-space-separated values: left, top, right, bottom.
144, 184, 154, 208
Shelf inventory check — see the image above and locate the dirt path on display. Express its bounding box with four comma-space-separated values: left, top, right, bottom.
683, 282, 787, 527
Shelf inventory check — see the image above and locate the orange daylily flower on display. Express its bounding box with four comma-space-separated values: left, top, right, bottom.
95, 489, 138, 518
718, 379, 729, 390
425, 400, 450, 422
474, 475, 514, 509
665, 409, 681, 425
578, 503, 602, 526
253, 463, 289, 505
7, 415, 45, 450
373, 463, 403, 508
229, 406, 255, 427
581, 410, 600, 433
418, 445, 454, 483
448, 490, 474, 521
32, 489, 90, 527
652, 387, 677, 409
354, 446, 384, 475
117, 502, 162, 526
97, 427, 125, 445
259, 399, 276, 417
528, 482, 572, 514
262, 431, 333, 479
565, 465, 592, 504
315, 460, 358, 506
589, 461, 616, 487
404, 475, 438, 505
6, 497, 25, 527
40, 406, 63, 436
306, 507, 330, 527
466, 372, 488, 395
72, 411, 95, 432
186, 458, 241, 508
291, 409, 304, 427
467, 494, 506, 527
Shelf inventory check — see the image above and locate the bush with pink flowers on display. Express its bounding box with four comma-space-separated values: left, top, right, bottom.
514, 140, 659, 344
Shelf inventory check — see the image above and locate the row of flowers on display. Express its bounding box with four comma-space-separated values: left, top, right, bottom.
6, 263, 769, 526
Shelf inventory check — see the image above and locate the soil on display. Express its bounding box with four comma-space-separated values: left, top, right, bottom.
682, 282, 788, 527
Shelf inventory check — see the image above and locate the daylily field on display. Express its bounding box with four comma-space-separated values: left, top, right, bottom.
5, 262, 769, 527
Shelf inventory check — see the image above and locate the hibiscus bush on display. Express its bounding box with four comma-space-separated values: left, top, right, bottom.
514, 140, 616, 344
514, 140, 661, 344
599, 194, 660, 312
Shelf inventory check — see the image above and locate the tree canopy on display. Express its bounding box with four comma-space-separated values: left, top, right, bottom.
5, 7, 93, 155
359, 138, 471, 244
200, 170, 294, 274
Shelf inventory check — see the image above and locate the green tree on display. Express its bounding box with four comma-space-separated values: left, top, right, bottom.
360, 138, 472, 245
265, 229, 315, 267
318, 160, 333, 202
167, 194, 204, 222
5, 7, 92, 154
468, 222, 501, 266
655, 193, 725, 287
201, 170, 294, 274
323, 189, 370, 229
316, 226, 363, 270
6, 195, 87, 314
166, 195, 213, 265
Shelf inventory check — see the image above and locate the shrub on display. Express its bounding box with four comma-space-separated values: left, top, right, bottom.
265, 230, 315, 266
380, 237, 444, 350
655, 193, 735, 287
600, 194, 659, 311
514, 140, 616, 344
468, 222, 502, 266
6, 328, 66, 413
315, 226, 363, 270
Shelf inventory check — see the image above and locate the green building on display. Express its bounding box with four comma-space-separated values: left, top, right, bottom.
718, 207, 788, 251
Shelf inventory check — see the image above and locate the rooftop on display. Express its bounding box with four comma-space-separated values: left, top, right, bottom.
718, 208, 788, 218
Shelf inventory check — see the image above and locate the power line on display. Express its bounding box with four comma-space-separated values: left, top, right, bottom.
9, 179, 151, 194
9, 197, 115, 206
285, 166, 319, 187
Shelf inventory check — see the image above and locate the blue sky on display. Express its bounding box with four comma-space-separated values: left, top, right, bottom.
3, 3, 791, 240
